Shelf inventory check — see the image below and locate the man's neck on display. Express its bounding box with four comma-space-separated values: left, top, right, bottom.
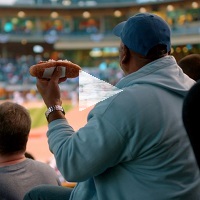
0, 153, 26, 167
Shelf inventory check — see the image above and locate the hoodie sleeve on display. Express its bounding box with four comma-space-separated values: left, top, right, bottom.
47, 114, 130, 182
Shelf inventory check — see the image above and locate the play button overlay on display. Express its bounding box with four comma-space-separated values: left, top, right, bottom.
79, 71, 123, 111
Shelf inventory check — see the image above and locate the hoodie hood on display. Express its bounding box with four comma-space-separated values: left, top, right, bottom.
116, 56, 195, 97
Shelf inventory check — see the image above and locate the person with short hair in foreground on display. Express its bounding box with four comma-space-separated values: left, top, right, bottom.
0, 101, 61, 200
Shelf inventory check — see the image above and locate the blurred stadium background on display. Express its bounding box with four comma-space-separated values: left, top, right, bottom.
0, 0, 199, 162
0, 0, 199, 102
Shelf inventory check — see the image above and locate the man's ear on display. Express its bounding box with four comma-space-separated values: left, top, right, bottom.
122, 45, 130, 63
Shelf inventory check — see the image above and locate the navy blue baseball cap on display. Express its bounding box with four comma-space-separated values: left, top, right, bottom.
113, 13, 171, 56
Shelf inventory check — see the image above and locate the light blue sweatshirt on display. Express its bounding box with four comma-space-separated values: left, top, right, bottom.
48, 56, 200, 200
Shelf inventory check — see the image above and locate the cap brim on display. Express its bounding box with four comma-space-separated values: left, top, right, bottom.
112, 21, 126, 37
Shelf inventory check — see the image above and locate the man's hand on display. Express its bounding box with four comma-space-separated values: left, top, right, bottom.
36, 66, 67, 108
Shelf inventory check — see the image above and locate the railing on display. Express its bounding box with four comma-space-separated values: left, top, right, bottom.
0, 19, 199, 42
0, 0, 183, 7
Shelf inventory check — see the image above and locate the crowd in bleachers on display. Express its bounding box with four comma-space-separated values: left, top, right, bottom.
0, 55, 123, 84
0, 55, 40, 85
0, 55, 124, 102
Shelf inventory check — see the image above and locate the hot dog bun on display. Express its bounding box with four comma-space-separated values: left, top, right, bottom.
29, 59, 81, 79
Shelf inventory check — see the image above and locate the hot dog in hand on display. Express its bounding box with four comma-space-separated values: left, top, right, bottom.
29, 59, 81, 79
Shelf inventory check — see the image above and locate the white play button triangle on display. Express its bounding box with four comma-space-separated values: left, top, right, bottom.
79, 71, 123, 111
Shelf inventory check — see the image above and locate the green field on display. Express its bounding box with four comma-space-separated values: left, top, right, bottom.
29, 103, 72, 128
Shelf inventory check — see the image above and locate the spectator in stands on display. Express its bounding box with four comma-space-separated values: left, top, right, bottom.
178, 54, 200, 81
25, 151, 35, 160
24, 13, 200, 200
0, 101, 61, 200
182, 80, 200, 168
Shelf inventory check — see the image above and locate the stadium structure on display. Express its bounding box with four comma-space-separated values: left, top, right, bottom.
0, 0, 199, 99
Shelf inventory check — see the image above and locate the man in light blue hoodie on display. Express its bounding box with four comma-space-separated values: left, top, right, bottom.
24, 13, 200, 200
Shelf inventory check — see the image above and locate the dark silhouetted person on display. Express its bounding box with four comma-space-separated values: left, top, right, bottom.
182, 80, 200, 168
